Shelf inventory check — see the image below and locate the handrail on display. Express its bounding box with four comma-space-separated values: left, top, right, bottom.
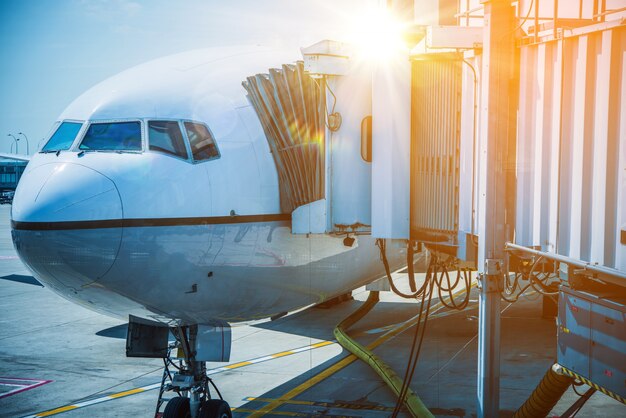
505, 242, 626, 286
594, 6, 626, 18
454, 4, 483, 18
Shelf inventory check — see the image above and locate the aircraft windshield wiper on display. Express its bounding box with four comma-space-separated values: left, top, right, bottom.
39, 150, 64, 156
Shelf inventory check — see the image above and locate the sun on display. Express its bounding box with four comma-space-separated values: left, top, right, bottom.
342, 6, 410, 62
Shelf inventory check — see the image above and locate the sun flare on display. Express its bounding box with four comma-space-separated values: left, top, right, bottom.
343, 7, 410, 61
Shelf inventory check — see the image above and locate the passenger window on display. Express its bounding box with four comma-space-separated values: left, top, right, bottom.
148, 121, 188, 159
79, 122, 142, 151
184, 122, 219, 162
41, 121, 83, 152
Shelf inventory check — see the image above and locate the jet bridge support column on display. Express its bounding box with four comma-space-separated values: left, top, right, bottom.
476, 1, 517, 417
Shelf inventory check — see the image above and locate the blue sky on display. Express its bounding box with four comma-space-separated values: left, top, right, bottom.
0, 0, 372, 154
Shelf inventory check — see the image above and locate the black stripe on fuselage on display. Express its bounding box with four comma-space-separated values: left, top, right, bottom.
11, 214, 291, 231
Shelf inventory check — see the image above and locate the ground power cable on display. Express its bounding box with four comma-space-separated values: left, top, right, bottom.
376, 239, 474, 417
392, 277, 430, 416
324, 240, 480, 418
501, 255, 560, 303
376, 239, 429, 299
333, 291, 434, 418
392, 275, 435, 418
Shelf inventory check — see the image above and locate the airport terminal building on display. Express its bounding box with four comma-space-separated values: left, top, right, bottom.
0, 158, 27, 190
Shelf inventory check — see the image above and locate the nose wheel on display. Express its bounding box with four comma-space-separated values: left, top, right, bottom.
162, 397, 190, 418
162, 397, 232, 418
200, 400, 232, 418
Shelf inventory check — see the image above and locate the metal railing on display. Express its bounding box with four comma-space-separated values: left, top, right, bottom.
505, 242, 626, 287
456, 0, 626, 42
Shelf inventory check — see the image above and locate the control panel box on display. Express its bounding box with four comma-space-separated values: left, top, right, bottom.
558, 286, 626, 400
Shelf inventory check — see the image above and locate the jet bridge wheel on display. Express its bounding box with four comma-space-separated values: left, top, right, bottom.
163, 396, 191, 418
200, 399, 232, 418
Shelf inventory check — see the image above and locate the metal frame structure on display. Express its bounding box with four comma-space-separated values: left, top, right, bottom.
475, 2, 517, 416
454, 1, 626, 415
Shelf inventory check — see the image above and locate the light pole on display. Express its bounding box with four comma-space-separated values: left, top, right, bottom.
7, 134, 18, 154
17, 132, 29, 155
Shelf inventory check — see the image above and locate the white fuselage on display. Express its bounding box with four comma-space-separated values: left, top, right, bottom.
10, 47, 404, 325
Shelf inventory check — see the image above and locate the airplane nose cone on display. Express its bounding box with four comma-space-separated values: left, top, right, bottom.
11, 163, 123, 290
12, 162, 122, 223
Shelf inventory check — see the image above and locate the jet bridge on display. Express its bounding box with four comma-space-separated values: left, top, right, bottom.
243, 1, 626, 415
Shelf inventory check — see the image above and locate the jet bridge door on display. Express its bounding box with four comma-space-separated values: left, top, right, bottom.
410, 56, 463, 244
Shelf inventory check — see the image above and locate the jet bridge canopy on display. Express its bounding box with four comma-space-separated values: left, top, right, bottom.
243, 61, 325, 214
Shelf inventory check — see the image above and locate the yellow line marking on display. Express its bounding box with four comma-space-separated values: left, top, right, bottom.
246, 397, 314, 406
28, 285, 475, 418
225, 361, 253, 369
248, 282, 478, 417
247, 307, 437, 416
109, 387, 145, 398
36, 406, 78, 417
25, 339, 338, 417
235, 408, 302, 416
272, 351, 294, 358
310, 341, 333, 348
246, 396, 396, 412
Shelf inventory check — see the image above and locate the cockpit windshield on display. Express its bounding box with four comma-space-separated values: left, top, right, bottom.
148, 121, 188, 159
79, 122, 142, 151
184, 122, 219, 161
41, 121, 83, 152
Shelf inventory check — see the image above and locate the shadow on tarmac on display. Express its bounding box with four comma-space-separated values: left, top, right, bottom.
0, 274, 42, 287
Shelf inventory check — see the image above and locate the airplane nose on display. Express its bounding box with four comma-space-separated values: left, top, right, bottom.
11, 163, 123, 290
12, 162, 122, 224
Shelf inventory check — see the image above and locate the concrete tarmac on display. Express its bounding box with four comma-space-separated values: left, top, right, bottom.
0, 205, 623, 417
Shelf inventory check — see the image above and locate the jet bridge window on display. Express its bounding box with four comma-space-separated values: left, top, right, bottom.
79, 122, 142, 151
41, 121, 83, 152
184, 122, 219, 162
148, 121, 188, 159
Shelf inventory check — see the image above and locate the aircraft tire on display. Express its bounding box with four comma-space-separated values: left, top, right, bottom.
163, 396, 191, 418
200, 399, 232, 418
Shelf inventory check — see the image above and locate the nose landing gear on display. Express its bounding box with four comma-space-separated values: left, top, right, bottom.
156, 326, 232, 418
126, 316, 232, 418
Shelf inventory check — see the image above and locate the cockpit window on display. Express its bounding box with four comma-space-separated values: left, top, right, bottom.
41, 121, 83, 152
184, 122, 219, 162
148, 121, 188, 159
79, 122, 142, 151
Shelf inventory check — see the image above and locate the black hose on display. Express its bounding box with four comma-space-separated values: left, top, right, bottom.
407, 243, 418, 292
392, 276, 435, 418
208, 378, 223, 400
377, 239, 428, 299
